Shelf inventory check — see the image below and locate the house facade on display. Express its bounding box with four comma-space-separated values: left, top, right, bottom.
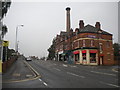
54, 7, 114, 65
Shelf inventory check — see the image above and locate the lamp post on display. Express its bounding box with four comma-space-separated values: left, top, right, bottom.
15, 25, 24, 54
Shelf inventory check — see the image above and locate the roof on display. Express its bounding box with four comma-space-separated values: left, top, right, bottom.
60, 31, 67, 36
79, 24, 112, 35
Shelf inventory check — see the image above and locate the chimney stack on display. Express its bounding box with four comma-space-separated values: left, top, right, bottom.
66, 7, 71, 32
79, 20, 84, 29
95, 22, 101, 29
75, 28, 79, 35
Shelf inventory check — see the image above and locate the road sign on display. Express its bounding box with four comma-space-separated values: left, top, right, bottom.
2, 41, 9, 47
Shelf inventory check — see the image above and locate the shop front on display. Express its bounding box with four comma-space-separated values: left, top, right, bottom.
73, 49, 98, 65
73, 51, 80, 64
64, 50, 74, 64
89, 50, 98, 65
82, 50, 87, 65
58, 51, 63, 61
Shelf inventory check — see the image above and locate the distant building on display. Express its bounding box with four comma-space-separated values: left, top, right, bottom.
54, 7, 114, 65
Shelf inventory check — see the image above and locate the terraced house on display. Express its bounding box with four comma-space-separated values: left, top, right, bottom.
54, 7, 114, 65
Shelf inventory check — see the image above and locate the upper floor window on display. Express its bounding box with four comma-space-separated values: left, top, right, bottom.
83, 40, 85, 47
75, 41, 79, 48
98, 30, 102, 39
91, 40, 94, 47
106, 41, 110, 48
99, 43, 103, 52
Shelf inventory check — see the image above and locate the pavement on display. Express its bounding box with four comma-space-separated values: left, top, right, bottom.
2, 56, 39, 83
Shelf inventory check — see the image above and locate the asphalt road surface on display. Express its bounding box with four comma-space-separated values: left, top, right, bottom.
2, 57, 119, 88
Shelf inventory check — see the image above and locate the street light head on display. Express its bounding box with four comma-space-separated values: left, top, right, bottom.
20, 25, 24, 27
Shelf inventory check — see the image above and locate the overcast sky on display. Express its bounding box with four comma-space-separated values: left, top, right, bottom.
3, 0, 118, 58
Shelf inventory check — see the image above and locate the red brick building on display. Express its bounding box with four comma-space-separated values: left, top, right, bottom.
54, 7, 114, 65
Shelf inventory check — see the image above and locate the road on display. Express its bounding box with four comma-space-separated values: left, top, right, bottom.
2, 57, 119, 88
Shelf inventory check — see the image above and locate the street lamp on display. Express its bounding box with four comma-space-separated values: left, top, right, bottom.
15, 25, 24, 54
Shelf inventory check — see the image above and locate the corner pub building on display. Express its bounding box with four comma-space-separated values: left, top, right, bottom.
54, 7, 114, 65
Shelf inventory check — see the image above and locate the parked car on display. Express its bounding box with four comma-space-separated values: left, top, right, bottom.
26, 57, 32, 61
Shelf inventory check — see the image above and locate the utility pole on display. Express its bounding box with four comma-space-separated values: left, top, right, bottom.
15, 25, 24, 55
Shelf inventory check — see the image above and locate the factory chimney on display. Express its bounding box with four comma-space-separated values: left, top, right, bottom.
66, 7, 71, 32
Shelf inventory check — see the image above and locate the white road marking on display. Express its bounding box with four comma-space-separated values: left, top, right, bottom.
43, 82, 48, 86
63, 64, 68, 67
67, 72, 85, 78
70, 66, 77, 68
90, 71, 116, 76
38, 79, 48, 86
100, 81, 120, 88
39, 79, 42, 81
54, 68, 61, 71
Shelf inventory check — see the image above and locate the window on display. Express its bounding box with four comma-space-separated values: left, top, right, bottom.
91, 40, 94, 47
60, 37, 62, 41
99, 43, 103, 52
73, 41, 79, 48
106, 41, 110, 48
75, 54, 79, 61
65, 45, 67, 50
82, 53, 86, 61
83, 40, 85, 47
60, 45, 63, 50
90, 53, 96, 63
107, 53, 111, 60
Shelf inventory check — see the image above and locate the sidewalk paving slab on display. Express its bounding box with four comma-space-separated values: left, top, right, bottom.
2, 57, 34, 82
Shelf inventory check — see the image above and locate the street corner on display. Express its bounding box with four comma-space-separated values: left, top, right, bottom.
112, 68, 119, 72
112, 66, 120, 72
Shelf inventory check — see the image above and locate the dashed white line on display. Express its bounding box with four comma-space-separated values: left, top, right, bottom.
63, 64, 68, 67
39, 79, 42, 81
90, 71, 116, 76
67, 72, 85, 78
38, 79, 48, 86
43, 82, 48, 86
100, 81, 120, 88
53, 68, 61, 71
70, 66, 77, 68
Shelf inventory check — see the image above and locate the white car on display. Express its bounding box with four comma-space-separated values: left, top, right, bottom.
26, 57, 32, 61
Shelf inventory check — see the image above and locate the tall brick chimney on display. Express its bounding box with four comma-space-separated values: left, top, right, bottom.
95, 22, 101, 29
79, 20, 84, 29
66, 7, 71, 32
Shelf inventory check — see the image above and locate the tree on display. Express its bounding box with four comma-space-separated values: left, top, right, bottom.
0, 0, 11, 62
2, 25, 8, 38
113, 43, 120, 56
47, 38, 56, 60
7, 49, 16, 59
1, 0, 11, 19
0, 0, 11, 38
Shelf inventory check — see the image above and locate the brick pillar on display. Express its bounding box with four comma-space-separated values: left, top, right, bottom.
79, 20, 84, 29
95, 22, 101, 29
79, 50, 83, 64
86, 50, 90, 65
